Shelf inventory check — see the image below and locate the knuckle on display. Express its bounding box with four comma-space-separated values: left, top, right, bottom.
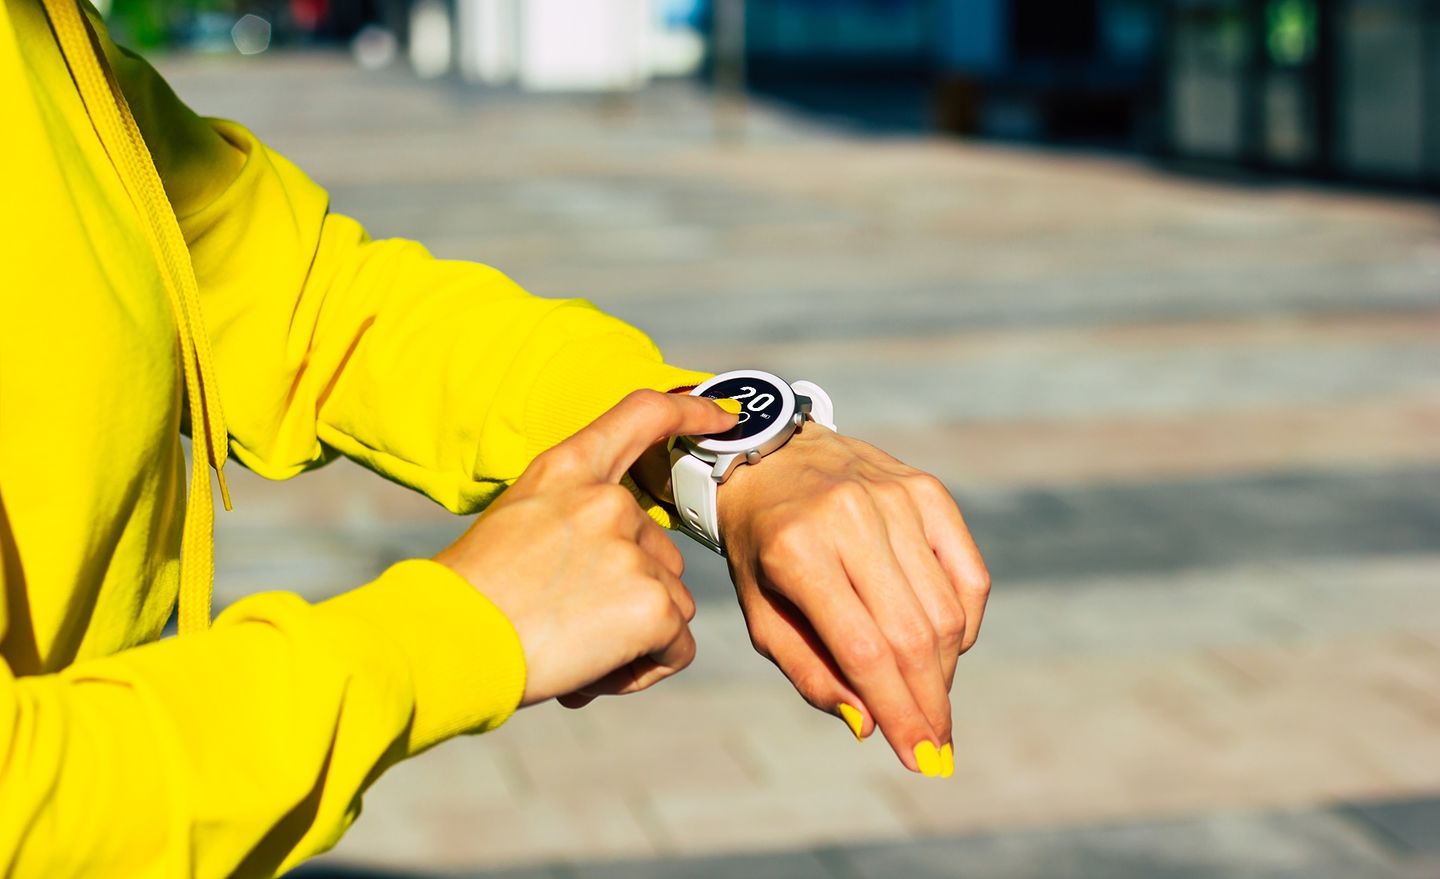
936, 607, 967, 645
527, 449, 558, 478
549, 443, 583, 468
622, 388, 672, 423
787, 666, 829, 705
746, 626, 776, 661
623, 388, 667, 407
585, 484, 635, 521
823, 481, 871, 521
533, 444, 581, 478
842, 635, 891, 676
663, 605, 689, 642
935, 718, 954, 743
872, 478, 910, 507
629, 581, 675, 626
649, 529, 686, 576
973, 567, 993, 598
599, 537, 643, 574
762, 520, 814, 570
891, 622, 937, 667
907, 472, 951, 503
671, 639, 697, 671
661, 539, 686, 577
672, 584, 697, 622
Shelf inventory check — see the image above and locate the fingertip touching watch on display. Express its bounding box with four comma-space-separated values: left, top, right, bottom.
669, 369, 836, 556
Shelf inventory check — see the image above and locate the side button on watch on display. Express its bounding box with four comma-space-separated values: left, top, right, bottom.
670, 369, 836, 555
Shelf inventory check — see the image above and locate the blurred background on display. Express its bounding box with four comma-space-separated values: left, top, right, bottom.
135, 0, 1440, 876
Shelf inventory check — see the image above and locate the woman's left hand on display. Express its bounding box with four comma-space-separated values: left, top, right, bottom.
713, 425, 990, 777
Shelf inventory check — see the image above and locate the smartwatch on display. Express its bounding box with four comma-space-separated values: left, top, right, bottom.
669, 369, 836, 555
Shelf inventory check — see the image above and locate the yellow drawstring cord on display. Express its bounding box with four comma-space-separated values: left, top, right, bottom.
42, 0, 231, 635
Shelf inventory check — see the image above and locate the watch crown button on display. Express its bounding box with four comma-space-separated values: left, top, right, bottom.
745, 449, 763, 465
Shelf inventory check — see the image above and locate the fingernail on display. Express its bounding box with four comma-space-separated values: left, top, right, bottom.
913, 741, 943, 778
713, 398, 742, 415
940, 743, 954, 779
838, 703, 864, 741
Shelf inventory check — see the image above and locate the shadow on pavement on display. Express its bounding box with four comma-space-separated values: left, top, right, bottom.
295, 793, 1439, 879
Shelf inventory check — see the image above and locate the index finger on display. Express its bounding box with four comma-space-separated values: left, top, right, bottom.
561, 389, 739, 483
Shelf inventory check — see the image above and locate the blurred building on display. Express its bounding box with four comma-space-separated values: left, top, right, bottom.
934, 0, 1161, 143
146, 0, 1435, 189
738, 1, 1163, 143
428, 0, 704, 89
1164, 0, 1440, 187
732, 0, 1439, 189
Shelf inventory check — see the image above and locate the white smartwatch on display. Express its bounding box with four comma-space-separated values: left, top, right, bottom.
669, 369, 836, 556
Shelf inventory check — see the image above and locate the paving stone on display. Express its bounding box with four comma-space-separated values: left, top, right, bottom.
891, 632, 1440, 835
642, 783, 914, 858
350, 735, 524, 812
727, 712, 921, 787
504, 717, 760, 800
855, 396, 1440, 491
325, 793, 660, 872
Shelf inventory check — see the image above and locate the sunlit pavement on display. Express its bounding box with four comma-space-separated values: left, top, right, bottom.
158, 51, 1440, 878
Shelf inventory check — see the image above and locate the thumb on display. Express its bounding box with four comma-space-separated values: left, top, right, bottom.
563, 389, 739, 483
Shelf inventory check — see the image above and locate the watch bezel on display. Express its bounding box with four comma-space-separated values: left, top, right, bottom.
679, 369, 800, 460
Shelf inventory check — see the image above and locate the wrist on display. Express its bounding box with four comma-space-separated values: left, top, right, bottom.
715, 420, 827, 533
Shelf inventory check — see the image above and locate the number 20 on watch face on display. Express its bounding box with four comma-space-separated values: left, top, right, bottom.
700, 376, 784, 442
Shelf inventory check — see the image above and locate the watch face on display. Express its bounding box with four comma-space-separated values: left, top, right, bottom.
697, 374, 789, 443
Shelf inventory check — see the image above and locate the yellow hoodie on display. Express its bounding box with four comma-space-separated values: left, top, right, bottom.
0, 0, 708, 874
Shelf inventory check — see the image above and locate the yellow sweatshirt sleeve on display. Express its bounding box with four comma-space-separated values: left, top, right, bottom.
107, 29, 710, 516
0, 555, 525, 878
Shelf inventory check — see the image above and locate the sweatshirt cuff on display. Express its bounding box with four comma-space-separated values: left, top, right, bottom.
316, 559, 526, 754
524, 337, 711, 527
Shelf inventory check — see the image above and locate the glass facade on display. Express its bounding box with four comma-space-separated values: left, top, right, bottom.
1164, 0, 1439, 186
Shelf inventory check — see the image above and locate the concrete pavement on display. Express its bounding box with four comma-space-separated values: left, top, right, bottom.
153, 50, 1440, 878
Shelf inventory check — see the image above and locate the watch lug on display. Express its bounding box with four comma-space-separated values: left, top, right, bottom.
711, 454, 742, 482
794, 394, 814, 428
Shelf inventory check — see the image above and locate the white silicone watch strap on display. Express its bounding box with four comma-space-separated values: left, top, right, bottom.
792, 380, 836, 431
671, 451, 723, 553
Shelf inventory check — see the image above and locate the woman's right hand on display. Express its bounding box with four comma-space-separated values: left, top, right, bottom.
434, 390, 738, 708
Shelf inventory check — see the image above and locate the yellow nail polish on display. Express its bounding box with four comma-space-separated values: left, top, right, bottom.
713, 398, 742, 415
913, 741, 942, 778
940, 743, 954, 778
838, 703, 864, 741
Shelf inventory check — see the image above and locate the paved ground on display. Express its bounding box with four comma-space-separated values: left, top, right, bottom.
155, 51, 1440, 878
